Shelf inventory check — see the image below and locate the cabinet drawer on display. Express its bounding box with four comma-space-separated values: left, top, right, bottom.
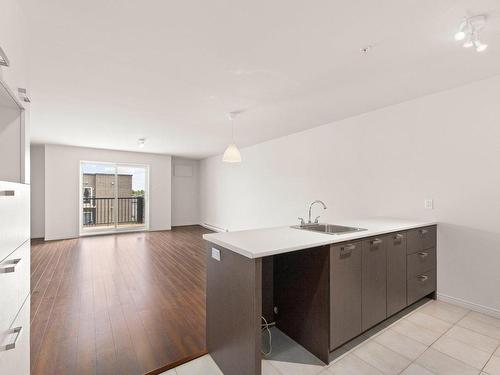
0, 241, 30, 332
330, 241, 362, 350
0, 182, 30, 262
0, 297, 30, 375
407, 247, 436, 279
407, 226, 436, 255
407, 269, 436, 305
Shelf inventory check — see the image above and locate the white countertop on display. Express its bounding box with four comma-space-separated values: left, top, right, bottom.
202, 218, 436, 259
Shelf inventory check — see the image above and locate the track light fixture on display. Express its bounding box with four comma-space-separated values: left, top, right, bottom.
455, 15, 488, 53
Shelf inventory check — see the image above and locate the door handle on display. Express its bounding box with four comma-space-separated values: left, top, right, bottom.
0, 190, 15, 196
394, 233, 404, 240
0, 258, 21, 274
0, 327, 22, 351
340, 244, 356, 256
417, 275, 429, 282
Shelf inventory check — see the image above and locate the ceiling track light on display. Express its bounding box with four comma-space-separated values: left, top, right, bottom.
455, 15, 488, 52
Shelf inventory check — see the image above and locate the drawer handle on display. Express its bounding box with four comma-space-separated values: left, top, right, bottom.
419, 229, 428, 235
0, 327, 22, 351
371, 238, 383, 245
417, 275, 429, 282
394, 233, 404, 240
0, 190, 15, 197
340, 244, 356, 256
0, 258, 21, 274
417, 252, 429, 258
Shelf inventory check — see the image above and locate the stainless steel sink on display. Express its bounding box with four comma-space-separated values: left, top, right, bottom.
291, 223, 367, 235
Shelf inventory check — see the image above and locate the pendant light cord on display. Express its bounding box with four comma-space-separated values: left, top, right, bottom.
231, 115, 235, 142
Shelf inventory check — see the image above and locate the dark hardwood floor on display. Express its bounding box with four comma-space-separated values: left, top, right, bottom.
30, 226, 211, 375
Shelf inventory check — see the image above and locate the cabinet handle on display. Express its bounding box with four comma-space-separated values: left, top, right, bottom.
417, 275, 429, 282
370, 238, 382, 245
419, 229, 428, 235
0, 327, 21, 351
0, 258, 21, 274
417, 252, 429, 258
394, 233, 404, 240
0, 190, 15, 197
340, 244, 356, 256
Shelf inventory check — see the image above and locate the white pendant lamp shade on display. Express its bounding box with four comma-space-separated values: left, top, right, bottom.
222, 143, 241, 163
222, 110, 243, 163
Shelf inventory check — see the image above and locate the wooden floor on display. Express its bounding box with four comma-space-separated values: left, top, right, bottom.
30, 226, 211, 375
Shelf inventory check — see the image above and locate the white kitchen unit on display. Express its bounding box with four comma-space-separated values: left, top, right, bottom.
0, 182, 30, 375
0, 78, 29, 184
0, 35, 30, 374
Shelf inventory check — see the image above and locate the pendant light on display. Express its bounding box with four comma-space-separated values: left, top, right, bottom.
222, 111, 242, 163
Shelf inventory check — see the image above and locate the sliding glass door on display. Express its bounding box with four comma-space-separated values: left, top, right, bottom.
80, 161, 149, 234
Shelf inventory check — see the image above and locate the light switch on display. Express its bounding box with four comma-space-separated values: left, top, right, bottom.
424, 199, 434, 210
211, 248, 221, 261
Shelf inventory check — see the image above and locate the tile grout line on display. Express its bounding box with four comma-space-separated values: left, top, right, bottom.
480, 342, 500, 374
400, 307, 490, 374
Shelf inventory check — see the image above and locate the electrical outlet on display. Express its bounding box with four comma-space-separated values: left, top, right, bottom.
211, 248, 221, 261
424, 199, 434, 210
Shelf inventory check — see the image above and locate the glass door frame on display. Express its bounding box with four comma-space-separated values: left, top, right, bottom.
79, 160, 150, 236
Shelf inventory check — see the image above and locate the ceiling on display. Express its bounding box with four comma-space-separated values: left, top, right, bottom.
21, 0, 500, 159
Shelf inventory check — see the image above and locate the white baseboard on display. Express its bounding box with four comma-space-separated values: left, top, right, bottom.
437, 293, 500, 319
201, 223, 228, 232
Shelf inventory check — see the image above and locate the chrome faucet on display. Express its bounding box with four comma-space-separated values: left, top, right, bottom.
308, 200, 327, 224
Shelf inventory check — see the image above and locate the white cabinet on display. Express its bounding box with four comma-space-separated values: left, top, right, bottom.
0, 182, 29, 262
0, 0, 29, 96
0, 241, 30, 331
0, 181, 30, 375
0, 297, 30, 375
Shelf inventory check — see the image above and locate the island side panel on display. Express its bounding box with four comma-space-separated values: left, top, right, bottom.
274, 246, 330, 364
206, 242, 262, 375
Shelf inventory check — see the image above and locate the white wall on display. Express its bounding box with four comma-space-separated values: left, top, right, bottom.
171, 157, 200, 226
43, 144, 172, 240
30, 144, 44, 238
200, 75, 500, 314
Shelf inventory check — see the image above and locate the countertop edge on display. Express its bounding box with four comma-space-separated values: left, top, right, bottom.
203, 220, 437, 259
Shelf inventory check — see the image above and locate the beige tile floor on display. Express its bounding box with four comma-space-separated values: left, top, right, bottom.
161, 299, 500, 375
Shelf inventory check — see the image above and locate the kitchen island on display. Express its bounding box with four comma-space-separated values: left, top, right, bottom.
203, 218, 437, 375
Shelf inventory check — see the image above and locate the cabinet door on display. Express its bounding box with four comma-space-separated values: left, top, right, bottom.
0, 182, 30, 263
362, 237, 387, 331
330, 242, 362, 350
0, 296, 30, 375
386, 233, 407, 316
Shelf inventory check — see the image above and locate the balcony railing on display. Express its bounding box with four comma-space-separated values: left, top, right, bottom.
82, 197, 145, 227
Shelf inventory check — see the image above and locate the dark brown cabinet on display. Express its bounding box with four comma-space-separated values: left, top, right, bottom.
407, 226, 437, 254
406, 226, 437, 305
330, 241, 362, 350
362, 237, 387, 331
386, 232, 407, 316
408, 270, 436, 305
327, 225, 437, 351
